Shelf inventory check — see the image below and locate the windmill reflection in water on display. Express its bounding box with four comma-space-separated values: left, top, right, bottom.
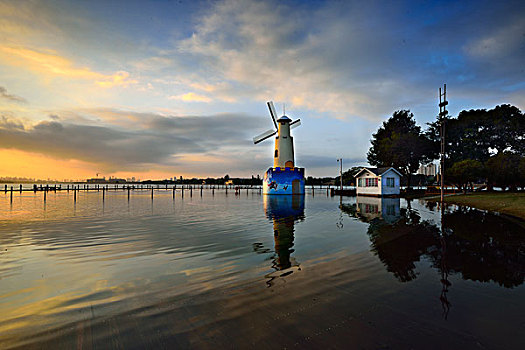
253, 195, 305, 287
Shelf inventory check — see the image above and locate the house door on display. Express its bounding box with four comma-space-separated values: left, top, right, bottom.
292, 180, 301, 194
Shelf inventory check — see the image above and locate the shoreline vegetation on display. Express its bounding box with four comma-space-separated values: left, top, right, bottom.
427, 192, 525, 221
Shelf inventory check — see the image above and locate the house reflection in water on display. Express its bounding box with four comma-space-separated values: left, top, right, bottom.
258, 195, 305, 286
356, 196, 400, 224
343, 198, 525, 285
340, 197, 525, 318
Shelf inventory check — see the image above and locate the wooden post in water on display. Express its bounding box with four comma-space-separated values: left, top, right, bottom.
128, 186, 130, 201
43, 190, 46, 202
173, 186, 175, 199
200, 186, 203, 197
151, 187, 154, 200
10, 186, 13, 202
190, 186, 193, 197
212, 186, 214, 195
19, 184, 22, 193
103, 187, 105, 201
4, 184, 7, 193
74, 186, 77, 202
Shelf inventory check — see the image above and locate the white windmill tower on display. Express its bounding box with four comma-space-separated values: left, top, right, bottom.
253, 101, 305, 195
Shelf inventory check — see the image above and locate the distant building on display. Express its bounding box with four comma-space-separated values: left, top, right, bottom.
354, 167, 401, 197
417, 163, 437, 176
86, 177, 105, 183
87, 177, 126, 184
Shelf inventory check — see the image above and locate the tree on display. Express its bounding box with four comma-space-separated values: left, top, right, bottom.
368, 110, 436, 187
335, 166, 362, 186
427, 109, 491, 166
446, 159, 484, 191
485, 153, 522, 191
427, 105, 524, 166
519, 158, 525, 189
487, 104, 524, 154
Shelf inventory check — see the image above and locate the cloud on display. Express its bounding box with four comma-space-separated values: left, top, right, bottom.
173, 0, 415, 120
95, 71, 138, 88
465, 18, 525, 60
0, 86, 26, 103
0, 108, 350, 176
0, 109, 267, 174
0, 116, 25, 130
169, 92, 212, 103
0, 46, 137, 87
167, 0, 525, 121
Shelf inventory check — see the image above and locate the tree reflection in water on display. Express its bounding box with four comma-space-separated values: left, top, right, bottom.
341, 197, 525, 317
253, 195, 305, 287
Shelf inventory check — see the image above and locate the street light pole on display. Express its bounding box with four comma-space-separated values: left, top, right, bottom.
337, 158, 343, 193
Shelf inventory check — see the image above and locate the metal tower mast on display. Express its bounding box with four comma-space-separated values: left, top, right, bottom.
439, 84, 448, 203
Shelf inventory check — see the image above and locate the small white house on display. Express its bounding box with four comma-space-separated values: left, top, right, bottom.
354, 167, 402, 197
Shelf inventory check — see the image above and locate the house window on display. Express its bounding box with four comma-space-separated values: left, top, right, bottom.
365, 178, 378, 187
274, 149, 278, 158
386, 177, 395, 187
361, 204, 378, 213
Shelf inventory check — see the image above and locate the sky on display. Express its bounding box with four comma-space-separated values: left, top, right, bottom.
0, 0, 524, 180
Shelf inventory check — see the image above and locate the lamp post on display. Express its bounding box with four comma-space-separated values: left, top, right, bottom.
337, 158, 343, 194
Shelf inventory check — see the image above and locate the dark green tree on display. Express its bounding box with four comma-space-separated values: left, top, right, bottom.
368, 110, 436, 187
446, 159, 484, 191
519, 158, 525, 189
427, 105, 524, 165
427, 109, 491, 166
335, 166, 362, 186
485, 153, 522, 191
487, 104, 524, 154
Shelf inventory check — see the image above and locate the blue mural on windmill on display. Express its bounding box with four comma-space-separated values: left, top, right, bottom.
263, 167, 305, 195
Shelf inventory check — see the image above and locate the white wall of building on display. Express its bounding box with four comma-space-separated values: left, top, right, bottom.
274, 121, 295, 168
356, 168, 400, 196
356, 170, 381, 196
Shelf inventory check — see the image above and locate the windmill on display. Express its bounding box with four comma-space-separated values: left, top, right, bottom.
253, 101, 305, 195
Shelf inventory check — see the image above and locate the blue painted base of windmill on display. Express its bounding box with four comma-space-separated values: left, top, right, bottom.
263, 167, 305, 195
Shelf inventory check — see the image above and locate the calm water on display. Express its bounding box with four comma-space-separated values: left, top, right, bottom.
1, 189, 524, 349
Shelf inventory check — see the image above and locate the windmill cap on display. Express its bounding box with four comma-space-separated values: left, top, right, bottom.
277, 115, 291, 122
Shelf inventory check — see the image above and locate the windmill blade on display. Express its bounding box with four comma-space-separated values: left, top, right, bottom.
267, 101, 278, 129
290, 119, 301, 129
253, 129, 277, 144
